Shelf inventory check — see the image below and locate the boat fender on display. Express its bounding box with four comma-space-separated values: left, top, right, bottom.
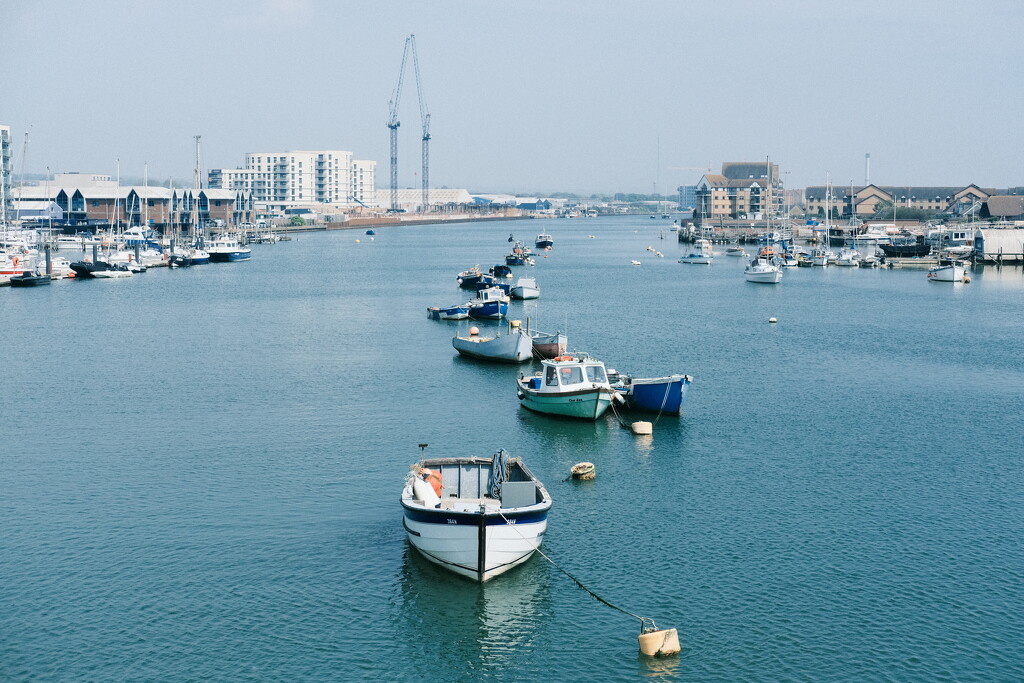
12, 256, 17, 267
412, 478, 441, 507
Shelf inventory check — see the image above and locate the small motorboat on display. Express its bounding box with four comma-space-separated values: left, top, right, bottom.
401, 446, 552, 582
744, 248, 783, 283
835, 247, 861, 266
608, 370, 693, 416
452, 323, 533, 363
725, 246, 746, 257
488, 263, 513, 279
9, 270, 52, 287
528, 329, 567, 359
679, 238, 714, 264
505, 240, 534, 266
535, 233, 554, 249
927, 259, 968, 283
468, 286, 509, 319
510, 276, 540, 300
206, 234, 252, 262
427, 303, 471, 320
517, 354, 620, 420
456, 265, 484, 289
90, 264, 134, 278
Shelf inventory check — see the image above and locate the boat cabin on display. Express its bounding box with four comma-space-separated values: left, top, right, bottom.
526, 356, 609, 392
475, 286, 507, 303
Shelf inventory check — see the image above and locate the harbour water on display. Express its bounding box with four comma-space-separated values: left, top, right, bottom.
2, 216, 1023, 681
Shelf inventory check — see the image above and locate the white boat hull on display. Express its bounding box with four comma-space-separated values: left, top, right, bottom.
403, 512, 547, 582
510, 286, 540, 299
91, 268, 133, 278
453, 330, 533, 362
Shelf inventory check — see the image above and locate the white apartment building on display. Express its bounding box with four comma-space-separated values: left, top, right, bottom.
1, 125, 12, 224
208, 150, 376, 210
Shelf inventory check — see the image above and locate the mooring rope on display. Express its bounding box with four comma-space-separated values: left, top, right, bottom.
608, 391, 630, 429
497, 510, 657, 632
649, 380, 673, 429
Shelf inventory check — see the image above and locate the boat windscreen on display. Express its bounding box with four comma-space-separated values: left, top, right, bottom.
559, 366, 584, 385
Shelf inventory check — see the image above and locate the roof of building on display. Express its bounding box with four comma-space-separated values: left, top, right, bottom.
721, 162, 779, 181
806, 185, 974, 201
984, 195, 1024, 217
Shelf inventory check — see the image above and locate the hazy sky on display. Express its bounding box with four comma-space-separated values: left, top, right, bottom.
3, 0, 1022, 194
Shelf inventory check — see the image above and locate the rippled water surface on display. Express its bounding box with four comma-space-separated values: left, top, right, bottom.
2, 216, 1023, 681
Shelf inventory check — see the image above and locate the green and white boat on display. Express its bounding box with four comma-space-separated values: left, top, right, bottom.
516, 354, 620, 420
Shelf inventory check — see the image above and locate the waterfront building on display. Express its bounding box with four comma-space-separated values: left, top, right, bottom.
694, 162, 784, 224
373, 188, 475, 214
209, 150, 376, 211
677, 185, 697, 211
11, 173, 252, 230
805, 184, 998, 219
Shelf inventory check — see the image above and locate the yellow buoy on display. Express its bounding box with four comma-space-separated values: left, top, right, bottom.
509, 320, 521, 328
638, 627, 681, 657
356, 239, 361, 243
631, 421, 653, 435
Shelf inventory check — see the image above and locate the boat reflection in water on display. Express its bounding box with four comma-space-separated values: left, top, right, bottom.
398, 547, 551, 672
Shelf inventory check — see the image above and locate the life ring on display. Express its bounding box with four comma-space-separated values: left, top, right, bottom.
12, 256, 18, 267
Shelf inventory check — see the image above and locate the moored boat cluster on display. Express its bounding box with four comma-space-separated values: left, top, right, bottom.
1, 225, 272, 287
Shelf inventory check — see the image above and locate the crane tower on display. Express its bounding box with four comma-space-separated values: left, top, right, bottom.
387, 35, 430, 213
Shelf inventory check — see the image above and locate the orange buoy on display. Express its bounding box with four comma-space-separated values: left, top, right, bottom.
422, 468, 442, 496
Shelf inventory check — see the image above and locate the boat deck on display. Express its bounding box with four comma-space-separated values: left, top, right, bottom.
438, 496, 500, 510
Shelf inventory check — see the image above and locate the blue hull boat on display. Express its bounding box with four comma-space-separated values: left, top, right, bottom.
427, 304, 471, 320
613, 373, 693, 415
208, 250, 251, 262
468, 300, 508, 319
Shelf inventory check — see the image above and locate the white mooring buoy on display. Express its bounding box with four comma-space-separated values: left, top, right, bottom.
631, 421, 653, 435
769, 317, 777, 324
639, 626, 681, 657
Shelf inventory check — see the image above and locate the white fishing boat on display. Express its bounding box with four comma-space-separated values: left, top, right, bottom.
927, 259, 968, 282
725, 245, 746, 257
835, 247, 860, 266
744, 247, 783, 283
516, 354, 619, 420
401, 447, 552, 582
452, 323, 533, 363
510, 276, 540, 300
